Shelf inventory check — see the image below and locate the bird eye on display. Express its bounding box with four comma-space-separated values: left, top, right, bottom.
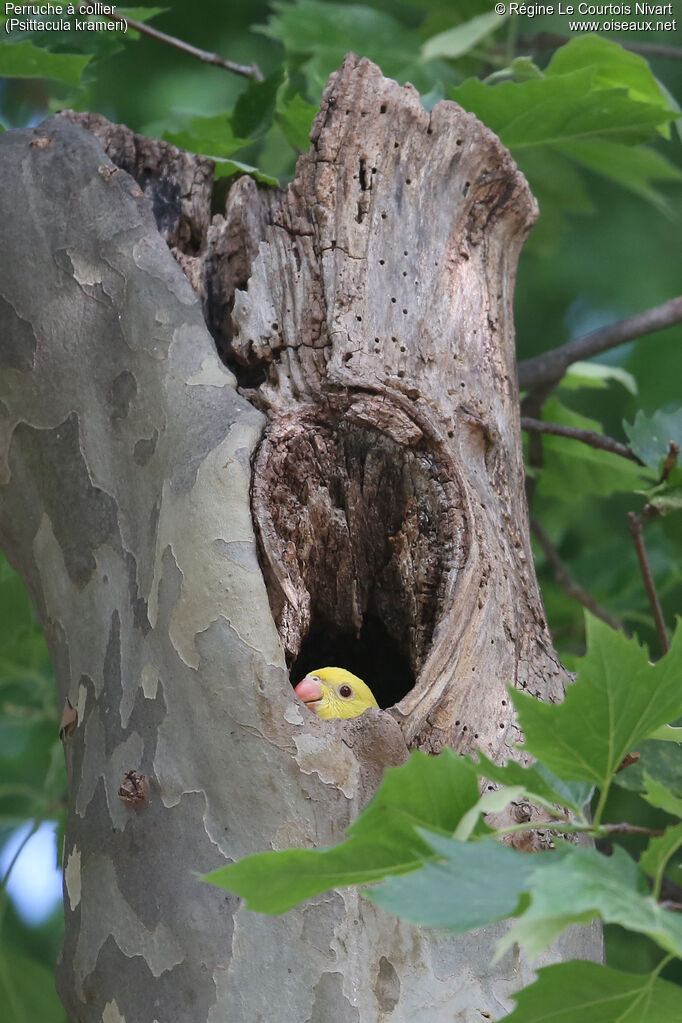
339, 684, 352, 698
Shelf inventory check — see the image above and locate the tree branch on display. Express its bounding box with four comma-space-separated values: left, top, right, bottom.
518, 296, 682, 392
76, 7, 264, 81
628, 507, 669, 654
513, 31, 682, 63
530, 519, 622, 631
521, 417, 642, 464
602, 822, 665, 837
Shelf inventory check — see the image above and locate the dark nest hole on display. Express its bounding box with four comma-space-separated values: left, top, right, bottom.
253, 410, 466, 713
291, 614, 415, 709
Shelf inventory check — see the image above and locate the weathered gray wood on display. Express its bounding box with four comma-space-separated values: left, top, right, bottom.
0, 56, 601, 1023
232, 56, 567, 760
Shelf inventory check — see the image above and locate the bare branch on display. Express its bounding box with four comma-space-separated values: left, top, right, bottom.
76, 7, 264, 81
531, 519, 622, 631
521, 417, 643, 464
518, 296, 682, 392
512, 31, 682, 63
602, 822, 665, 837
628, 508, 669, 654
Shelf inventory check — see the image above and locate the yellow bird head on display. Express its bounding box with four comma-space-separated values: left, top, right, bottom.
294, 667, 378, 719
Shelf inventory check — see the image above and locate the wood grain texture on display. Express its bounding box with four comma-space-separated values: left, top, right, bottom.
0, 56, 602, 1022
231, 55, 567, 758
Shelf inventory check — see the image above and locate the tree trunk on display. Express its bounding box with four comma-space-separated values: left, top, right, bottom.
0, 55, 601, 1022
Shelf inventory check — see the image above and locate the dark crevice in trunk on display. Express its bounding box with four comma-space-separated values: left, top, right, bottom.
252, 400, 467, 711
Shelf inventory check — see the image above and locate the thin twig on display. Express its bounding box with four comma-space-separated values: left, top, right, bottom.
512, 31, 682, 63
521, 417, 643, 464
518, 296, 682, 392
531, 519, 622, 631
76, 7, 264, 81
602, 822, 665, 837
628, 507, 669, 654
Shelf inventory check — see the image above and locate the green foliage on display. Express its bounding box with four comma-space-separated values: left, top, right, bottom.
208, 614, 682, 1014
450, 35, 682, 232
625, 408, 682, 472
206, 749, 481, 913
0, 553, 66, 1021
1, 2, 681, 1018
0, 945, 67, 1023
505, 961, 682, 1022
366, 831, 536, 931
513, 617, 682, 792
0, 42, 91, 86
533, 397, 653, 500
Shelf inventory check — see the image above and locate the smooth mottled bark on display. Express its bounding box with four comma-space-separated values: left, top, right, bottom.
0, 56, 600, 1023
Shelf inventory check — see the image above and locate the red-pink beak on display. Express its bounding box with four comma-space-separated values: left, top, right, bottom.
294, 676, 323, 711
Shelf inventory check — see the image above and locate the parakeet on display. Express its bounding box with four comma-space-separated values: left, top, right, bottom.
294, 667, 378, 719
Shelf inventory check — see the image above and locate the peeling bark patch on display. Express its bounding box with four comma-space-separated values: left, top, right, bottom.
109, 370, 137, 420
0, 293, 36, 371
76, 854, 184, 982
294, 731, 360, 798
101, 1000, 125, 1023
212, 538, 260, 573
60, 698, 78, 740
8, 414, 119, 588
65, 846, 82, 910
141, 664, 159, 699
374, 956, 400, 1013
168, 385, 240, 493
307, 972, 360, 1023
88, 937, 220, 1023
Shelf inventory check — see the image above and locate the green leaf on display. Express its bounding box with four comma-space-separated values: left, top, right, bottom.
512, 614, 682, 791
450, 69, 673, 150
163, 114, 249, 159
204, 749, 480, 913
643, 773, 682, 819
535, 398, 651, 499
277, 93, 317, 152
560, 360, 637, 394
453, 785, 527, 841
211, 159, 278, 186
624, 407, 682, 471
640, 821, 682, 897
499, 843, 682, 960
471, 751, 593, 817
510, 57, 544, 83
232, 68, 284, 141
0, 943, 66, 1023
117, 7, 167, 24
258, 1, 415, 82
506, 961, 682, 1022
546, 34, 670, 118
558, 140, 682, 212
116, 6, 166, 31
421, 11, 505, 62
0, 40, 91, 85
613, 739, 682, 795
366, 831, 537, 932
641, 467, 682, 515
